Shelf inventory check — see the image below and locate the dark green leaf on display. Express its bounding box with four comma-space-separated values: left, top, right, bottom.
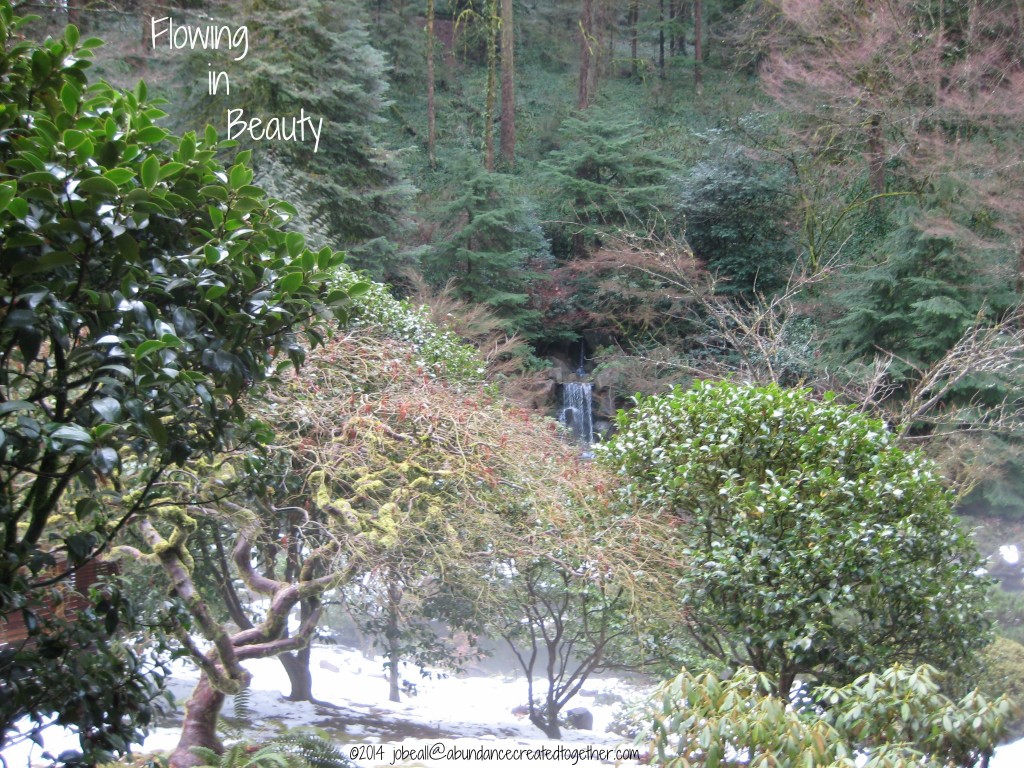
140, 155, 159, 189
278, 272, 304, 293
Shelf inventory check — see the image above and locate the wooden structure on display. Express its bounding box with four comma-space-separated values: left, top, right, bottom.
0, 559, 118, 645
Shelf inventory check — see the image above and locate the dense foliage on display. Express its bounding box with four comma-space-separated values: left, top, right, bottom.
177, 0, 411, 276
421, 159, 548, 336
652, 664, 1014, 768
0, 2, 355, 760
599, 382, 992, 696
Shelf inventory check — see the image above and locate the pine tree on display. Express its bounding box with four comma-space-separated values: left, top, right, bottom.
181, 0, 412, 275
423, 160, 548, 337
541, 111, 671, 256
830, 208, 1014, 379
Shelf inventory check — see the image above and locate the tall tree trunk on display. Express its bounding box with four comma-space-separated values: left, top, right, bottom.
658, 0, 665, 79
629, 0, 639, 79
499, 0, 516, 168
484, 0, 498, 171
596, 0, 610, 88
169, 673, 226, 768
427, 0, 437, 166
693, 0, 703, 94
934, 0, 945, 108
669, 0, 676, 56
578, 0, 594, 109
678, 1, 690, 56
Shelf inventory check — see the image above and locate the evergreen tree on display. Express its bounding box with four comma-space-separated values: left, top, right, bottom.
541, 111, 671, 256
422, 159, 548, 337
183, 0, 413, 276
830, 205, 1024, 517
675, 148, 797, 296
830, 208, 1014, 380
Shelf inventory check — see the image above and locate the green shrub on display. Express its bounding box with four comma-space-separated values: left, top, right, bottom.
599, 381, 992, 696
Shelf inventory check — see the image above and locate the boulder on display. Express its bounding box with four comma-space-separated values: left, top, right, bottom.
566, 706, 594, 730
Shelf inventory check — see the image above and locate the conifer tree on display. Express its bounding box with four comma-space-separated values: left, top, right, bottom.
830, 208, 1015, 381
422, 160, 548, 337
541, 112, 671, 256
182, 0, 411, 276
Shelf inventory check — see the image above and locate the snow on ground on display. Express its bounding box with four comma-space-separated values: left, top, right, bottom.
5, 643, 1023, 767
1, 644, 648, 767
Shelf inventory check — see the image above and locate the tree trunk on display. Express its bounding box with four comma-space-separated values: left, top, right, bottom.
530, 708, 562, 739
427, 0, 437, 166
678, 1, 688, 56
778, 668, 796, 700
595, 0, 610, 92
867, 113, 885, 199
168, 673, 226, 768
658, 0, 665, 79
694, 0, 703, 94
499, 0, 516, 168
280, 644, 314, 701
669, 0, 676, 56
578, 0, 594, 109
386, 579, 403, 703
935, 0, 945, 108
484, 0, 498, 171
387, 647, 401, 703
629, 0, 639, 78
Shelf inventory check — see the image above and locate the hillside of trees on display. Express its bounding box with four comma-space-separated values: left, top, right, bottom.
4, 0, 1024, 766
80, 0, 1024, 521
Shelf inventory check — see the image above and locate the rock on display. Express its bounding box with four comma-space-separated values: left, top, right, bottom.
566, 706, 594, 730
582, 328, 615, 351
318, 660, 340, 673
521, 376, 557, 410
511, 704, 530, 718
549, 358, 574, 384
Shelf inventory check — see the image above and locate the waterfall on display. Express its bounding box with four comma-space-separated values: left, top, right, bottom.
560, 382, 594, 447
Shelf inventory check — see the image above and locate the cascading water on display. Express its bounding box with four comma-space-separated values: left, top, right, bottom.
560, 382, 594, 447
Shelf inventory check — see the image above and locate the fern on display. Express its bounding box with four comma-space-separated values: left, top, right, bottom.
190, 730, 358, 768
269, 731, 359, 768
233, 688, 253, 720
